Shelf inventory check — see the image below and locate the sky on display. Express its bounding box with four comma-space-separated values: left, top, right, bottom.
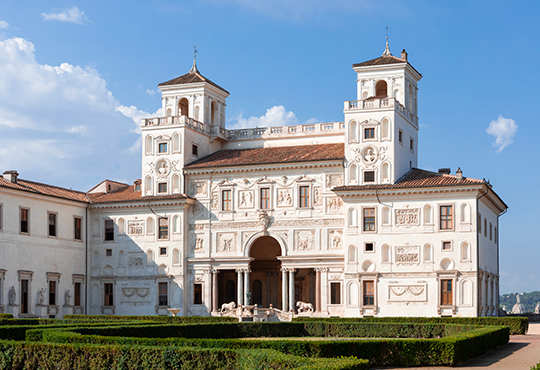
0, 0, 538, 295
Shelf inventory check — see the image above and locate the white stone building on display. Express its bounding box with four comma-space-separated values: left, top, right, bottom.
0, 45, 507, 318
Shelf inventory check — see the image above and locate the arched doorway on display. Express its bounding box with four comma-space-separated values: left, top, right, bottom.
249, 236, 282, 308
375, 80, 388, 97
179, 98, 189, 116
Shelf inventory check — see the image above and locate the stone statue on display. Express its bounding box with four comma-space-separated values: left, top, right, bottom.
38, 288, 46, 305
220, 301, 236, 314
512, 293, 525, 314
296, 301, 314, 313
8, 286, 15, 305
64, 290, 71, 306
535, 302, 540, 314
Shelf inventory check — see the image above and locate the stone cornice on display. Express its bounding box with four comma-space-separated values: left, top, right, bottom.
185, 160, 343, 176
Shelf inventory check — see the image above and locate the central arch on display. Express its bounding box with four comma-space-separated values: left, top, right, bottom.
248, 236, 282, 308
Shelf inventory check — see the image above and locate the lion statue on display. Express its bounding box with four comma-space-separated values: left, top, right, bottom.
296, 301, 314, 313
220, 301, 236, 314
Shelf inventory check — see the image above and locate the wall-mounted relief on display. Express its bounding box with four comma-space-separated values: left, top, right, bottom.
326, 197, 344, 213
329, 230, 343, 249
171, 160, 181, 173
325, 174, 343, 189
395, 208, 420, 227
313, 187, 322, 205
145, 162, 155, 175
361, 146, 379, 168
156, 159, 170, 178
191, 203, 207, 220
211, 192, 219, 210
128, 220, 144, 236
294, 230, 315, 251
395, 245, 420, 265
121, 287, 150, 303
191, 235, 205, 253
239, 190, 254, 208
127, 254, 145, 269
217, 233, 237, 252
190, 181, 207, 197
388, 284, 427, 303
277, 189, 293, 207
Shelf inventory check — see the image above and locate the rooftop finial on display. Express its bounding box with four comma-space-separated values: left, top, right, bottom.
190, 45, 199, 73
382, 26, 392, 56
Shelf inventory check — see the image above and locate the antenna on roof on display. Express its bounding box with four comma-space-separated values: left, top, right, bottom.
382, 26, 392, 56
190, 45, 199, 73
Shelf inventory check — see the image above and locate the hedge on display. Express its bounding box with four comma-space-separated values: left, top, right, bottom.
293, 316, 528, 335
63, 315, 237, 323
0, 314, 13, 319
0, 340, 368, 370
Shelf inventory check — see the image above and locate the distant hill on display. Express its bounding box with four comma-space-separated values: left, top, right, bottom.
500, 291, 540, 313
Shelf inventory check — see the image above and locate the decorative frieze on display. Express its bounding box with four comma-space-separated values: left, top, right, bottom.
388, 284, 427, 303
188, 218, 343, 230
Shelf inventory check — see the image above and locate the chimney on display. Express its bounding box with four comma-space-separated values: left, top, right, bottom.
401, 49, 408, 61
438, 168, 451, 175
456, 167, 463, 180
3, 170, 19, 183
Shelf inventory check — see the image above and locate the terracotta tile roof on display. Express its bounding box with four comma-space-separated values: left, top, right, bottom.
185, 143, 345, 169
0, 176, 89, 203
158, 70, 229, 94
333, 168, 485, 191
88, 185, 191, 204
353, 54, 422, 77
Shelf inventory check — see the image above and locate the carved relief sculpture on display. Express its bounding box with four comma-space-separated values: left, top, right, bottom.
258, 210, 271, 235
325, 174, 343, 189
157, 160, 169, 177
64, 290, 71, 306
395, 208, 420, 227
217, 233, 236, 252
329, 230, 343, 249
8, 286, 15, 305
278, 189, 292, 206
128, 220, 144, 236
326, 197, 344, 213
190, 182, 207, 197
395, 245, 420, 264
239, 190, 253, 208
193, 238, 204, 252
313, 187, 322, 205
211, 193, 219, 209
294, 230, 315, 251
128, 255, 144, 269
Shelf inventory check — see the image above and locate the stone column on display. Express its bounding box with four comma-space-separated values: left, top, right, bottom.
315, 268, 321, 313
289, 269, 295, 312
282, 268, 288, 311
244, 269, 250, 305
237, 269, 243, 306
212, 269, 218, 313
272, 272, 278, 307
320, 268, 329, 313
308, 270, 315, 306
205, 269, 212, 312
266, 272, 272, 307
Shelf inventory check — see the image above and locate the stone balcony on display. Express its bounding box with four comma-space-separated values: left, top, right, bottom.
141, 115, 210, 135
344, 97, 418, 125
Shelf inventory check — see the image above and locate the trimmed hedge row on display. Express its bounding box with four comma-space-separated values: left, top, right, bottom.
63, 315, 237, 323
0, 340, 368, 370
293, 316, 529, 335
0, 314, 13, 319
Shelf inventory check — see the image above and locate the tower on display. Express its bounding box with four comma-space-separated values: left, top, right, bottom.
343, 42, 422, 186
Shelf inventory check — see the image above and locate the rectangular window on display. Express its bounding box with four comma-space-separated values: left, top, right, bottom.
330, 282, 341, 304
222, 189, 232, 211
159, 247, 167, 256
20, 208, 29, 234
365, 242, 374, 252
364, 128, 375, 139
363, 208, 375, 232
193, 283, 203, 305
21, 279, 29, 314
74, 217, 82, 240
441, 279, 453, 305
364, 171, 375, 183
192, 144, 198, 157
0, 204, 3, 231
398, 130, 403, 143
478, 214, 482, 233
158, 143, 167, 153
410, 138, 414, 151
484, 218, 487, 237
494, 227, 497, 243
105, 249, 112, 257
159, 282, 168, 306
104, 220, 114, 241
363, 280, 374, 306
158, 218, 169, 239
299, 186, 310, 208
158, 183, 167, 193
104, 283, 114, 306
49, 281, 56, 306
48, 213, 57, 237
442, 241, 451, 251
440, 206, 453, 230
489, 223, 493, 241
74, 282, 81, 306
260, 188, 270, 209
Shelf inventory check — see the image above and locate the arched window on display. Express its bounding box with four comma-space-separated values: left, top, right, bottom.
349, 121, 358, 142
348, 208, 357, 227
145, 176, 153, 195
166, 108, 172, 117
382, 163, 390, 183
211, 101, 217, 125
172, 133, 180, 153
382, 244, 391, 263
381, 118, 390, 139
172, 215, 180, 233
347, 281, 358, 305
172, 248, 180, 265
424, 204, 433, 225
460, 280, 473, 305
118, 218, 125, 234
348, 245, 357, 263
460, 203, 470, 223
194, 106, 200, 121
382, 207, 391, 225
146, 250, 154, 265
118, 251, 125, 266
179, 98, 189, 116
172, 174, 180, 193
408, 83, 414, 113
93, 251, 99, 268
145, 135, 153, 155
461, 242, 470, 261
350, 164, 358, 184
362, 91, 368, 100
146, 217, 154, 235
423, 244, 433, 262
376, 80, 388, 97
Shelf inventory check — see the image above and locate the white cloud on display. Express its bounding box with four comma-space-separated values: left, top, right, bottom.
41, 6, 87, 24
0, 20, 9, 29
228, 105, 301, 129
0, 37, 158, 190
486, 115, 517, 152
146, 89, 156, 97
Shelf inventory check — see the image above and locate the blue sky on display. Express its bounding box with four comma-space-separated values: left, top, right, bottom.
0, 1, 538, 294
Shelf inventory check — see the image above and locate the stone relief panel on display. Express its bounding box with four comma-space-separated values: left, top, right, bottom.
395, 245, 420, 265
156, 159, 170, 179
313, 187, 322, 205
191, 234, 205, 253
277, 189, 293, 207
395, 208, 420, 227
127, 254, 145, 269
326, 197, 344, 213
294, 230, 315, 251
387, 282, 427, 303
128, 220, 144, 236
121, 287, 151, 304
217, 233, 237, 252
328, 229, 343, 249
190, 181, 207, 197
211, 192, 219, 210
238, 190, 254, 208
189, 218, 344, 231
191, 203, 207, 220
325, 174, 343, 189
